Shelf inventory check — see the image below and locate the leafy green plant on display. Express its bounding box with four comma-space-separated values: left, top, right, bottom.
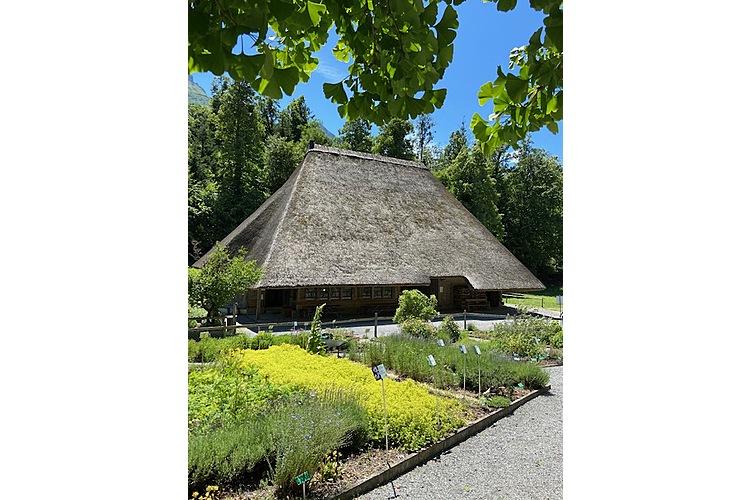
438, 315, 461, 343
393, 289, 438, 324
549, 330, 563, 349
250, 331, 275, 350
400, 318, 436, 338
483, 395, 510, 408
318, 450, 344, 482
306, 303, 326, 355
189, 304, 208, 328
188, 244, 262, 325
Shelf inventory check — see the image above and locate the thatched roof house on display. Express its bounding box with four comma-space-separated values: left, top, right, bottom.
194, 145, 544, 318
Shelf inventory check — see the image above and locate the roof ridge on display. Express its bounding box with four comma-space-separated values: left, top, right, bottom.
308, 144, 428, 170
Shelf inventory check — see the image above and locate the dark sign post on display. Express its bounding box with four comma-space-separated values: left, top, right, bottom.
372, 364, 389, 451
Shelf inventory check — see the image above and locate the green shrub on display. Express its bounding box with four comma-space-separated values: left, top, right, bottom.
250, 331, 274, 350
188, 387, 369, 494
400, 318, 435, 338
490, 315, 562, 358
550, 329, 563, 348
393, 289, 438, 323
438, 316, 461, 343
188, 334, 254, 363
189, 304, 208, 328
484, 395, 510, 408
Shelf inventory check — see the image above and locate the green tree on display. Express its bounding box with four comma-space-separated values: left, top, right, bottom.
188, 103, 219, 182
298, 119, 333, 149
498, 146, 562, 279
264, 135, 303, 194
278, 96, 312, 143
212, 77, 267, 238
188, 0, 562, 152
435, 144, 504, 240
338, 119, 373, 153
257, 95, 280, 139
393, 289, 439, 324
372, 118, 414, 160
436, 122, 470, 171
188, 245, 263, 324
413, 114, 435, 162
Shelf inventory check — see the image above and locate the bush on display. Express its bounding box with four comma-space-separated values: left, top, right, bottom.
393, 289, 438, 324
187, 334, 253, 363
188, 388, 368, 494
490, 315, 561, 358
438, 316, 461, 343
400, 318, 435, 338
249, 331, 274, 350
549, 329, 563, 348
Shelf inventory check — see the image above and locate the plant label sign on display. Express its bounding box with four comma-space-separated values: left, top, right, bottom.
372, 364, 387, 381
474, 345, 482, 355
295, 471, 311, 485
427, 354, 437, 366
437, 339, 445, 347
459, 345, 467, 354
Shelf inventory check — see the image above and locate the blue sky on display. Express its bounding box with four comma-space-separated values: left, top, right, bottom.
190, 2, 562, 161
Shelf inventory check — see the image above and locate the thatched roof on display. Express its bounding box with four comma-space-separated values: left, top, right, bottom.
194, 145, 544, 292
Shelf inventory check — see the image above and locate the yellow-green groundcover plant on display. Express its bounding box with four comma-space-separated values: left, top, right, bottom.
231, 344, 466, 451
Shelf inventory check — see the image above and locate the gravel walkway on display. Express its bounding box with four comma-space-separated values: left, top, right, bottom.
356, 366, 563, 500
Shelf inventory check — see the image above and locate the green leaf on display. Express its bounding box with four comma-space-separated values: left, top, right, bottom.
323, 81, 347, 104
275, 67, 299, 96
505, 74, 528, 104
478, 81, 495, 106
496, 0, 518, 12
546, 121, 559, 134
470, 113, 490, 141
307, 1, 327, 26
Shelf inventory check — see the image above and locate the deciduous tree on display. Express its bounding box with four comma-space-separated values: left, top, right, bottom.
372, 118, 414, 160
188, 0, 562, 152
188, 245, 263, 324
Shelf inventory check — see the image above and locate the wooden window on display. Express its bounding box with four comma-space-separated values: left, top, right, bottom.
319, 288, 329, 300
373, 287, 382, 299
342, 287, 352, 299
331, 287, 340, 300
304, 288, 316, 300
383, 287, 393, 299
361, 287, 371, 299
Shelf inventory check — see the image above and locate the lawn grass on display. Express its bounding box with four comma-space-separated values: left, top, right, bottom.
502, 284, 563, 312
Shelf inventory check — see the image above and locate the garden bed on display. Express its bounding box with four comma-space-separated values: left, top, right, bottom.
212, 384, 550, 500
189, 315, 563, 500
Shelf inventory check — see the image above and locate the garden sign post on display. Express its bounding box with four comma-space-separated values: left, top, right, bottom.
427, 354, 440, 426
474, 344, 482, 397
295, 471, 311, 499
372, 364, 389, 451
459, 344, 468, 390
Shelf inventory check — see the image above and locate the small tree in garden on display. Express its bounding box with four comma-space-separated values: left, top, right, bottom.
393, 289, 439, 324
307, 303, 326, 355
188, 244, 262, 325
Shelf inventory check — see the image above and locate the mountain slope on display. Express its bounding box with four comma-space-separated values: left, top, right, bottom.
188, 75, 210, 106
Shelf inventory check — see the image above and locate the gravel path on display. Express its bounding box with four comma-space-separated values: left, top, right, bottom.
356, 366, 563, 500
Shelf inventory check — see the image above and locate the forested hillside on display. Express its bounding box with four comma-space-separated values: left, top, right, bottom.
188, 77, 562, 283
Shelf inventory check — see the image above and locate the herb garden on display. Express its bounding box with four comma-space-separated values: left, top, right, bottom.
188, 311, 562, 499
